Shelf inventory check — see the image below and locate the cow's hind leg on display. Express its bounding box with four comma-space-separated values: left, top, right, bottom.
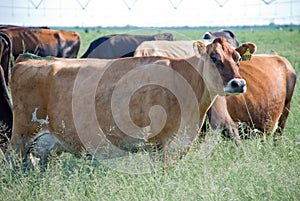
276, 69, 297, 134
27, 129, 65, 167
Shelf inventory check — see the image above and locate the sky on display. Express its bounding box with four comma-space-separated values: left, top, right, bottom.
0, 0, 299, 27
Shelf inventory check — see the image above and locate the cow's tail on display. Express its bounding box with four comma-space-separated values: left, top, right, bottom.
0, 32, 12, 85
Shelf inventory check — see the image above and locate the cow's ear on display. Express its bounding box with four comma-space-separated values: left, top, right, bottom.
235, 42, 257, 61
193, 41, 206, 57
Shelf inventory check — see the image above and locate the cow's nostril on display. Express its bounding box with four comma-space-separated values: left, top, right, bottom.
224, 79, 246, 94
231, 80, 239, 88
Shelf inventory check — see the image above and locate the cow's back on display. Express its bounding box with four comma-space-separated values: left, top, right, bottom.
134, 40, 212, 58
83, 33, 175, 59
88, 35, 148, 58
1, 26, 80, 58
135, 41, 195, 57
80, 35, 115, 58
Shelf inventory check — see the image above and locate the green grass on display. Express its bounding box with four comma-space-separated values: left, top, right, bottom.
1, 25, 300, 200
1, 135, 299, 200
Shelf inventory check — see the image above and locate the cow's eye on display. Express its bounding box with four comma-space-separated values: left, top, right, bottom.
236, 57, 242, 67
211, 55, 218, 64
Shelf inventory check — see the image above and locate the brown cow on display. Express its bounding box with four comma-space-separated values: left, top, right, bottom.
10, 38, 253, 164
223, 54, 296, 135
0, 32, 13, 150
134, 40, 296, 137
0, 25, 80, 60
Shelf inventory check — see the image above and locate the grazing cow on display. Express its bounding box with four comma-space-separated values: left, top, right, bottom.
134, 39, 296, 136
10, 38, 252, 163
202, 29, 239, 48
0, 25, 81, 60
81, 33, 175, 59
0, 32, 13, 150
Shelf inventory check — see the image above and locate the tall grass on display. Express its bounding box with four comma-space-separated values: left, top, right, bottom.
1, 135, 299, 200
1, 25, 299, 200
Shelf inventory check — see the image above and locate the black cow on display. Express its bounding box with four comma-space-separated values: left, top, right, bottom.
81, 33, 175, 59
0, 32, 13, 150
202, 29, 239, 48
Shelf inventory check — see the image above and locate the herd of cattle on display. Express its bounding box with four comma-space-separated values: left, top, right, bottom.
0, 25, 297, 164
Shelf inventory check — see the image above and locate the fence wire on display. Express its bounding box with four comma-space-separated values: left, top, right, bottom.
0, 0, 299, 26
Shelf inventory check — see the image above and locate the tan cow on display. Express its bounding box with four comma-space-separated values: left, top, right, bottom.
10, 38, 254, 163
134, 41, 196, 57
134, 30, 240, 58
134, 40, 296, 137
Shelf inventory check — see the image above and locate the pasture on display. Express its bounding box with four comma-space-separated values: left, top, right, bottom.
1, 25, 300, 200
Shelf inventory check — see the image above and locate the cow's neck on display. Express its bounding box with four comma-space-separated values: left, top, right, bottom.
187, 56, 219, 128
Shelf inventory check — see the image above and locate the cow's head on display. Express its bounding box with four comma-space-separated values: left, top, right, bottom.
193, 37, 256, 96
202, 29, 239, 48
154, 33, 175, 41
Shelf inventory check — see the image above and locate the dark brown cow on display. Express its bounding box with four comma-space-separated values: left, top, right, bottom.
0, 32, 13, 150
81, 33, 175, 59
10, 38, 253, 163
0, 25, 81, 60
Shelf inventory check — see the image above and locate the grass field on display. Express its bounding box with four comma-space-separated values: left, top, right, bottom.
1, 25, 300, 201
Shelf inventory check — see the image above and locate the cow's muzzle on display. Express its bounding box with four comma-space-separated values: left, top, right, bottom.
224, 78, 246, 95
